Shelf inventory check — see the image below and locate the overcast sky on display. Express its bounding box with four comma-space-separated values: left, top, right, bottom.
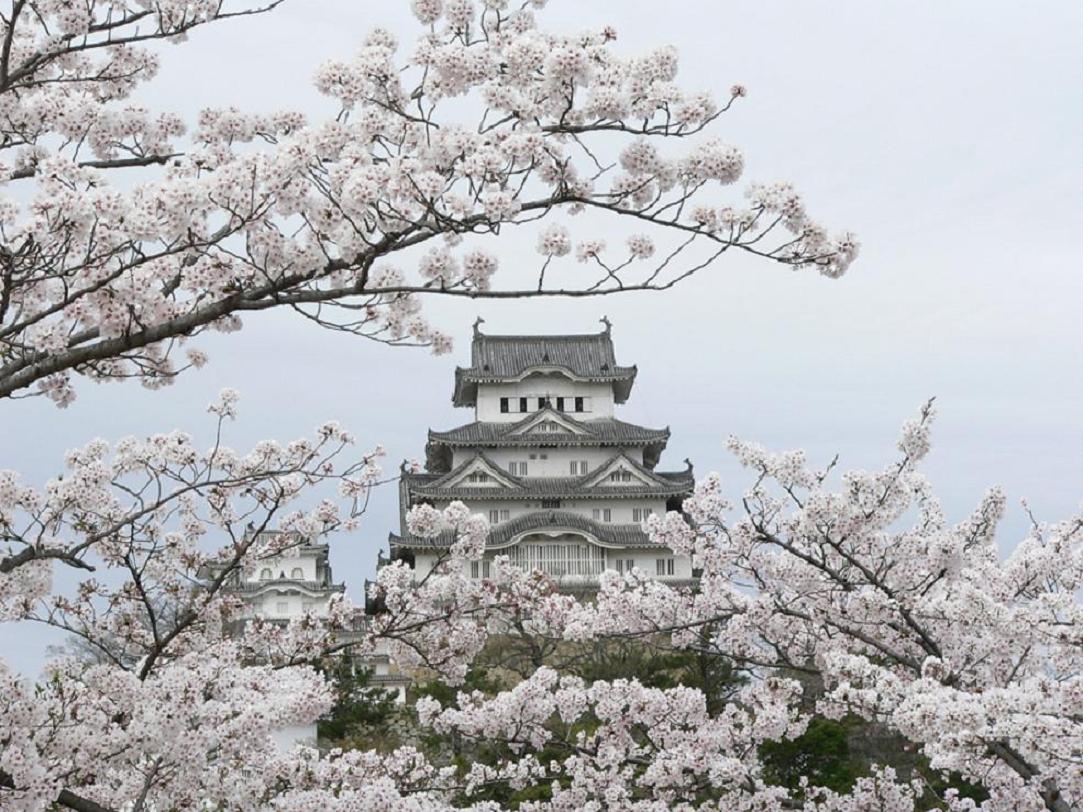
4, 0, 1083, 673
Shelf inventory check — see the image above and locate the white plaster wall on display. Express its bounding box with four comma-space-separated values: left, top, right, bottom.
246, 590, 333, 620
429, 497, 669, 525
478, 447, 624, 475
247, 550, 319, 583
606, 550, 695, 580
273, 724, 317, 753
413, 552, 441, 580
450, 446, 637, 470
476, 379, 615, 422
412, 545, 692, 582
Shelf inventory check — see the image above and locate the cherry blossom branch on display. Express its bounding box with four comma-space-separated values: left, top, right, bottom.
0, 1, 856, 408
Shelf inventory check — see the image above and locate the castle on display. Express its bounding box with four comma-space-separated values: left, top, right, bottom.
384, 319, 696, 587
217, 320, 696, 749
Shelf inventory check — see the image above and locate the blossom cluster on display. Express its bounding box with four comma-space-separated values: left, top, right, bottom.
0, 0, 854, 408
3, 382, 1081, 812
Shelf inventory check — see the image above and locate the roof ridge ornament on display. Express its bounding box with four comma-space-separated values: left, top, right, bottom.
473, 316, 485, 337
600, 315, 611, 334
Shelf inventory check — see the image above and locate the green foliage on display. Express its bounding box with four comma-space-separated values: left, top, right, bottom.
761, 716, 864, 795
569, 637, 743, 715
761, 714, 991, 810
913, 761, 990, 810
408, 636, 991, 809
406, 636, 745, 808
316, 656, 400, 748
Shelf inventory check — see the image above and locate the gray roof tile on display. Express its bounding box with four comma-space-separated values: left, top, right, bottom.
453, 325, 636, 405
404, 450, 693, 501
428, 411, 669, 447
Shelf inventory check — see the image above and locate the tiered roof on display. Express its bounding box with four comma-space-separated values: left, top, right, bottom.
393, 321, 696, 557
426, 408, 670, 471
452, 320, 637, 406
202, 534, 345, 598
403, 451, 693, 502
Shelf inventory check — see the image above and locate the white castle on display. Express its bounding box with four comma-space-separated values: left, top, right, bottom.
384, 319, 696, 588
222, 534, 344, 621
207, 531, 408, 752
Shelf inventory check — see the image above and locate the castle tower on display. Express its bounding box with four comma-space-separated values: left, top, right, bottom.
207, 531, 345, 621
205, 532, 409, 702
386, 320, 696, 588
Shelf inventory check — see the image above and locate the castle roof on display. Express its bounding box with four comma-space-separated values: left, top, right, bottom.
425, 409, 670, 470
390, 509, 667, 550
403, 450, 693, 502
452, 320, 636, 406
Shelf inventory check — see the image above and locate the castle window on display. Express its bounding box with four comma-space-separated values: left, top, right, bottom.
276, 601, 289, 615
541, 499, 561, 509
655, 558, 675, 576
290, 567, 304, 579
519, 397, 528, 412
570, 460, 579, 475
574, 397, 585, 412
594, 508, 612, 522
538, 397, 550, 410
489, 509, 499, 523
500, 397, 509, 413
556, 397, 565, 411
468, 471, 489, 483
259, 568, 272, 580
632, 508, 653, 523
507, 541, 603, 578
509, 461, 527, 476
615, 558, 634, 574
471, 560, 493, 578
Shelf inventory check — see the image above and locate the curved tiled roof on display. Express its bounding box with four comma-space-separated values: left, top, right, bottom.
425, 410, 670, 472
404, 451, 694, 501
453, 326, 637, 405
390, 509, 667, 549
403, 473, 692, 500
428, 411, 669, 447
231, 579, 345, 596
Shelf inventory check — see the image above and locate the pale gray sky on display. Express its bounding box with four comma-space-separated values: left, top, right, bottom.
4, 0, 1083, 672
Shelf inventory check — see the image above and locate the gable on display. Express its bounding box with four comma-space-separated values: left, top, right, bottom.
440, 455, 518, 489
508, 409, 589, 438
584, 456, 658, 488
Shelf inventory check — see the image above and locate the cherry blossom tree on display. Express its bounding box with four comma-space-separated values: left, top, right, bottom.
341, 405, 1080, 812
0, 0, 856, 407
526, 401, 1081, 812
7, 2, 1075, 812
0, 0, 859, 807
